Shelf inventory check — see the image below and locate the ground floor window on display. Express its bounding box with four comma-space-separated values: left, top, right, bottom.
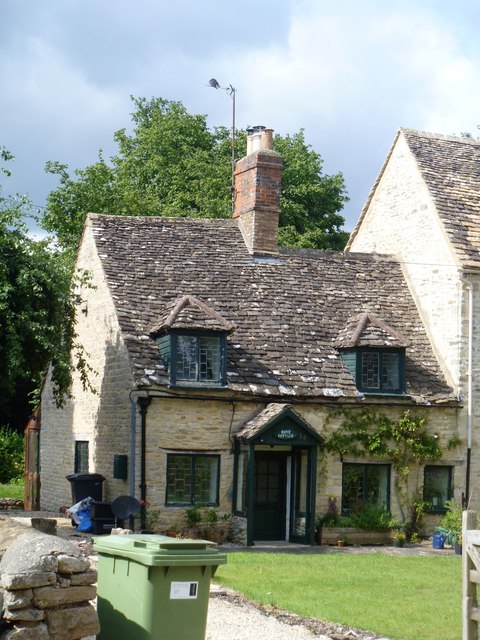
341, 463, 390, 515
423, 465, 452, 512
74, 441, 89, 473
166, 454, 220, 506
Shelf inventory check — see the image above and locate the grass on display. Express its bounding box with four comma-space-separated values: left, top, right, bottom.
0, 478, 25, 500
215, 552, 461, 640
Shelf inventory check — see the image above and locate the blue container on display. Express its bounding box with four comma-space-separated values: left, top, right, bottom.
432, 532, 445, 549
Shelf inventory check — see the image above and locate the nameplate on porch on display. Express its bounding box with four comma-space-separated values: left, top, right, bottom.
273, 427, 299, 441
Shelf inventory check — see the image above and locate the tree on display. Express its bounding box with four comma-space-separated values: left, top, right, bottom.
0, 147, 86, 429
41, 96, 349, 252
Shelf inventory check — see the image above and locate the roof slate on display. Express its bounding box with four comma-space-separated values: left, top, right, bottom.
88, 213, 453, 404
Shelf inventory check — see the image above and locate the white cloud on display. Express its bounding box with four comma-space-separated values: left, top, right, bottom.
2, 0, 480, 228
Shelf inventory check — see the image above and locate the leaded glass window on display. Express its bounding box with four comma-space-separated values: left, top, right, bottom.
424, 465, 452, 512
169, 333, 225, 386
74, 441, 89, 473
357, 349, 404, 394
166, 454, 220, 506
342, 463, 390, 515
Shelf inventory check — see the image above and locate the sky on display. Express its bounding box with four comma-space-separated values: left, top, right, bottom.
2, 0, 480, 234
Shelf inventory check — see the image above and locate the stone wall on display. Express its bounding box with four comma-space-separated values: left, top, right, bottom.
0, 501, 23, 512
40, 220, 133, 511
141, 399, 460, 542
0, 523, 98, 640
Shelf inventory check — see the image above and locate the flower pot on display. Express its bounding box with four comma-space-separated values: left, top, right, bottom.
455, 542, 462, 555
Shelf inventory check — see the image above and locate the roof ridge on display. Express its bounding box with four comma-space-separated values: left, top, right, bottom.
401, 127, 480, 146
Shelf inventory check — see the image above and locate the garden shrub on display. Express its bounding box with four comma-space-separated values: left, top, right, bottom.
317, 502, 397, 531
0, 427, 24, 483
347, 503, 397, 530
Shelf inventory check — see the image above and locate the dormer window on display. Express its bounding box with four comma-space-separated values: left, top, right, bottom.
334, 312, 409, 396
150, 295, 235, 389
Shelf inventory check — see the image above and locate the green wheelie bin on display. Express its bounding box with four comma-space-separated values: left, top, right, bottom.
93, 534, 227, 640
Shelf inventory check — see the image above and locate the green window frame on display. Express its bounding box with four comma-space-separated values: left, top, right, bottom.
157, 331, 227, 387
340, 348, 405, 394
74, 441, 89, 473
166, 454, 220, 506
423, 465, 453, 513
341, 462, 391, 515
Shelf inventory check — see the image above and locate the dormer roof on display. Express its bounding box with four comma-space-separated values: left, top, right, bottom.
334, 312, 410, 349
150, 295, 235, 336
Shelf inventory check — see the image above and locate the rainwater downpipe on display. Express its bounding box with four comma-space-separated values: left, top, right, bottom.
129, 399, 136, 528
461, 276, 473, 504
137, 396, 152, 531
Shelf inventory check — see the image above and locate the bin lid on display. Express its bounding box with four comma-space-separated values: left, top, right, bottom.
66, 473, 105, 482
93, 534, 227, 567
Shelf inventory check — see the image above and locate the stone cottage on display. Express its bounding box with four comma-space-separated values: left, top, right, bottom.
40, 127, 459, 544
348, 128, 480, 511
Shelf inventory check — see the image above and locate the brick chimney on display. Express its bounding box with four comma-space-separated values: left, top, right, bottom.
233, 126, 283, 256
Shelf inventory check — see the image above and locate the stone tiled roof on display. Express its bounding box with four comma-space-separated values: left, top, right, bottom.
88, 213, 454, 403
349, 129, 480, 268
403, 129, 480, 268
333, 312, 410, 349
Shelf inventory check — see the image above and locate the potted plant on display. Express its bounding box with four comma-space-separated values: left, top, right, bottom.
183, 506, 202, 538
164, 524, 179, 538
140, 500, 160, 533
393, 531, 406, 547
337, 533, 348, 547
203, 510, 231, 543
438, 500, 463, 553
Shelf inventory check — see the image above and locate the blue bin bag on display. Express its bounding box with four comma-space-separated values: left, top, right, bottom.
432, 532, 445, 549
77, 504, 92, 532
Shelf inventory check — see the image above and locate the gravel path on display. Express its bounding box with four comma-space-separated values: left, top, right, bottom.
206, 595, 320, 639
206, 589, 390, 640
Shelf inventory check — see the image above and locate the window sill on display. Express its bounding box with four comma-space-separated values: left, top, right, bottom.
361, 391, 409, 398
168, 382, 227, 390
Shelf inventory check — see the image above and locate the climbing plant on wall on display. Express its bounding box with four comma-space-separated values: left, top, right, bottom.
325, 409, 457, 527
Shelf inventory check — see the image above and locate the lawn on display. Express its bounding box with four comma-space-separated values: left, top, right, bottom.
215, 552, 461, 640
0, 479, 24, 500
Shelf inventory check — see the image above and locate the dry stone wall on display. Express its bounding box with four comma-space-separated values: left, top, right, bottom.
0, 528, 98, 640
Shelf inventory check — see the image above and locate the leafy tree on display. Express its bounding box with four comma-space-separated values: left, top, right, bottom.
0, 147, 88, 428
0, 426, 24, 483
41, 96, 349, 252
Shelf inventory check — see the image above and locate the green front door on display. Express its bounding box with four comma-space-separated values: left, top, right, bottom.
253, 454, 286, 540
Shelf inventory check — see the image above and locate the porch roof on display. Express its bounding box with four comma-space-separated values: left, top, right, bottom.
235, 403, 323, 444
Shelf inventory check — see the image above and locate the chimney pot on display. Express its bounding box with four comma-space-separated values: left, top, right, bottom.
261, 128, 273, 150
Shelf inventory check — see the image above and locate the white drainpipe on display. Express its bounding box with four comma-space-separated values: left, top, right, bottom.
461, 276, 473, 504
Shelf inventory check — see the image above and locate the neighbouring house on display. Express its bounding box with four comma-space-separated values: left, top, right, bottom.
348, 128, 480, 511
40, 127, 459, 545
